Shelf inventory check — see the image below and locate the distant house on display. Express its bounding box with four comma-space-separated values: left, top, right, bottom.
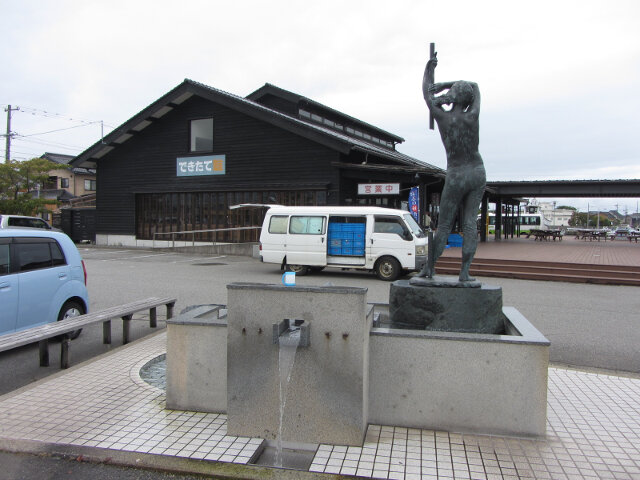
41, 152, 96, 198
538, 202, 574, 227
71, 80, 444, 247
34, 152, 96, 224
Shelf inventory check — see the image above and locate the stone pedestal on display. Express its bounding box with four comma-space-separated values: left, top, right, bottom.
389, 278, 505, 333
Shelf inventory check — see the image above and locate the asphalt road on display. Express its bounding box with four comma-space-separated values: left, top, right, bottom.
1, 246, 639, 398
0, 451, 218, 480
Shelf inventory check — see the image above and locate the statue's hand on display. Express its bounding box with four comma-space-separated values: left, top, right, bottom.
427, 57, 438, 70
428, 84, 437, 93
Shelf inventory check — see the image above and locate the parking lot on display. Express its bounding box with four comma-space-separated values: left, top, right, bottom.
1, 246, 638, 396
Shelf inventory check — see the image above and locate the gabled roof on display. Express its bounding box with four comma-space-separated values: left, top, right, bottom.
41, 152, 95, 175
71, 79, 442, 175
247, 83, 405, 144
42, 152, 74, 164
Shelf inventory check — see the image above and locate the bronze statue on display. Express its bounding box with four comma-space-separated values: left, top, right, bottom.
417, 53, 486, 282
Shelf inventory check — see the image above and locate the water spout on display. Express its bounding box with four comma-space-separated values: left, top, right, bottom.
276, 326, 301, 467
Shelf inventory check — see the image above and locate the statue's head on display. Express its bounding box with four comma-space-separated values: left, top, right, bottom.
450, 81, 475, 109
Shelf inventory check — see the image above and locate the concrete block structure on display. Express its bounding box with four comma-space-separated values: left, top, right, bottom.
166, 283, 549, 444
226, 283, 370, 446
165, 305, 227, 412
369, 306, 549, 436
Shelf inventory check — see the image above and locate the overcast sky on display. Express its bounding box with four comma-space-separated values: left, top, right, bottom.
2, 0, 639, 213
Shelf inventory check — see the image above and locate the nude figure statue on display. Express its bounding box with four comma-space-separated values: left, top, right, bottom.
417, 54, 486, 282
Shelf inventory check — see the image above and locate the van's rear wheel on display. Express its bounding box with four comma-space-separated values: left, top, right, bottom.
57, 301, 84, 340
375, 256, 401, 281
286, 264, 308, 276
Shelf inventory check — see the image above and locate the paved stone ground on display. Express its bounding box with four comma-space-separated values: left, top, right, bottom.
1, 332, 639, 479
442, 236, 640, 266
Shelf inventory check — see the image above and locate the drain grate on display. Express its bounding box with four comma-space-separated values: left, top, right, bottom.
192, 262, 227, 266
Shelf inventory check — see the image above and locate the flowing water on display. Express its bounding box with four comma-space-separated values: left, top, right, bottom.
275, 327, 301, 467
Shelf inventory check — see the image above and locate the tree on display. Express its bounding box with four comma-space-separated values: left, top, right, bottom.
569, 211, 612, 228
569, 212, 586, 227
0, 158, 64, 215
556, 205, 576, 211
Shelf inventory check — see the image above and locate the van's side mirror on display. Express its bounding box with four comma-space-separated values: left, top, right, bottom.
402, 230, 413, 241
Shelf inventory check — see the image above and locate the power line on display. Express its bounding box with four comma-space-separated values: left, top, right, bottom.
1, 104, 116, 161
13, 136, 84, 151
18, 121, 102, 137
0, 148, 40, 157
13, 105, 117, 129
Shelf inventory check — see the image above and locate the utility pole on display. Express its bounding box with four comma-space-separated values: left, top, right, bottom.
4, 105, 19, 163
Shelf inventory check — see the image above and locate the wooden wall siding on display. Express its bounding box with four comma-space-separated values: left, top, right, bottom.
96, 96, 341, 236
135, 189, 328, 242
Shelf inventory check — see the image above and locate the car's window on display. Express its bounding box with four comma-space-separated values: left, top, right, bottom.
17, 243, 52, 271
268, 216, 288, 234
15, 240, 65, 272
7, 217, 49, 229
0, 244, 9, 275
289, 216, 325, 235
374, 216, 410, 237
51, 241, 66, 266
403, 214, 425, 238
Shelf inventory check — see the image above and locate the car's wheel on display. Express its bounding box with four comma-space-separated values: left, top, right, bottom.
57, 301, 84, 340
375, 256, 401, 281
285, 264, 309, 276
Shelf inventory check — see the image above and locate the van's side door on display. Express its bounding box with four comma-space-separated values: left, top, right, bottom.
368, 215, 414, 268
285, 215, 327, 266
0, 239, 18, 335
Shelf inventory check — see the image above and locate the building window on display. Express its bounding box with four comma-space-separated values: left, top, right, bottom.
60, 178, 69, 188
84, 179, 96, 191
190, 118, 213, 152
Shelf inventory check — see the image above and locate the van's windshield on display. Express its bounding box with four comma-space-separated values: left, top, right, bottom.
403, 214, 425, 238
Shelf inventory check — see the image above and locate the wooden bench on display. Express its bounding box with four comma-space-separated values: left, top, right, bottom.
0, 296, 176, 369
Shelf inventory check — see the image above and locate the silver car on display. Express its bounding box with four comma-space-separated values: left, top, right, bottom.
0, 214, 60, 231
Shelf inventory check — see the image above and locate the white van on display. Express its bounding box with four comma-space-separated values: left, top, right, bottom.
259, 206, 428, 281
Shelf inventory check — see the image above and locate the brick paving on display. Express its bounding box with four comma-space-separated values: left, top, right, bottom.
441, 236, 640, 267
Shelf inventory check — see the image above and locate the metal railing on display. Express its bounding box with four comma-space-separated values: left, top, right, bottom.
152, 226, 262, 249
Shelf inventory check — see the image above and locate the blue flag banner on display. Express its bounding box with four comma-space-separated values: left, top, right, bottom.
409, 186, 420, 223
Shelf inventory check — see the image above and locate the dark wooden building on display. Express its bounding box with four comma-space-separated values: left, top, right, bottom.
72, 80, 444, 246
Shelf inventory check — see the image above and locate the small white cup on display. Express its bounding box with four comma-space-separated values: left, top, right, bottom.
282, 271, 296, 286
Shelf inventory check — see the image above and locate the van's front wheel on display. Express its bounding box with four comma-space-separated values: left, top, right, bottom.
286, 264, 309, 276
374, 256, 401, 281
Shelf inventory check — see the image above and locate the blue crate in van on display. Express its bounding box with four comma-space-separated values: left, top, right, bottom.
328, 244, 365, 256
328, 223, 365, 234
327, 223, 366, 256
